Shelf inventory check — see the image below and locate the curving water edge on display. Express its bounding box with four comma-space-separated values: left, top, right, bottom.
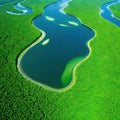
5, 0, 96, 92
0, 0, 16, 7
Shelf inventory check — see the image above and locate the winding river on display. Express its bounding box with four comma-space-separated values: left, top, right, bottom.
18, 0, 95, 90
100, 0, 120, 27
2, 0, 120, 90
6, 0, 33, 15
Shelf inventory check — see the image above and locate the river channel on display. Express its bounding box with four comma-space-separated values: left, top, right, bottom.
18, 0, 95, 89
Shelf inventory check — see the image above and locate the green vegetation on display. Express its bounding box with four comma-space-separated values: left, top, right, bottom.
0, 0, 24, 13
0, 0, 120, 119
0, 0, 59, 119
110, 2, 120, 18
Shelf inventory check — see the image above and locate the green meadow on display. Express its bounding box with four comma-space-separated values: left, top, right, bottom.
0, 0, 120, 119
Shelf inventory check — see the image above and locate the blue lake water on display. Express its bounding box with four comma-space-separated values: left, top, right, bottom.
19, 0, 95, 89
6, 0, 33, 15
2, 0, 120, 89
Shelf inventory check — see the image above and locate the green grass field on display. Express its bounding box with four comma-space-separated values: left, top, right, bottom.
0, 0, 120, 119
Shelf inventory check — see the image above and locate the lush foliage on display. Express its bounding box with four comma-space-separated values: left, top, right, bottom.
0, 0, 120, 119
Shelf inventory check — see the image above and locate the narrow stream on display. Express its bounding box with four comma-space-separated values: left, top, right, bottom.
0, 0, 16, 6
6, 0, 33, 15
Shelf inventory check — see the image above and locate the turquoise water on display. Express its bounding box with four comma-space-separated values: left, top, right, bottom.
19, 0, 95, 89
